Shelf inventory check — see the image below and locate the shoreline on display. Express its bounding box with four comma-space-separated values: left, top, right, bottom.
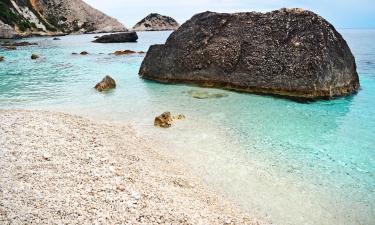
0, 109, 264, 225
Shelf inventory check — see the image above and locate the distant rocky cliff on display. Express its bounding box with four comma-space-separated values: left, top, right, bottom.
0, 0, 126, 38
133, 13, 179, 31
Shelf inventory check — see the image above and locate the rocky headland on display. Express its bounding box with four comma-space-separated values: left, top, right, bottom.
139, 9, 360, 100
133, 13, 179, 31
0, 0, 126, 38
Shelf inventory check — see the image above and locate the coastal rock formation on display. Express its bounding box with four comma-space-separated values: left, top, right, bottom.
93, 32, 138, 43
0, 21, 16, 38
133, 13, 179, 31
139, 9, 360, 99
0, 0, 126, 38
154, 112, 173, 128
94, 75, 116, 92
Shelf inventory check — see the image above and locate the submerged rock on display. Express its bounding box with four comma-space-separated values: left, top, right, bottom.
154, 112, 173, 128
80, 51, 89, 55
94, 75, 116, 92
139, 9, 360, 100
31, 54, 40, 60
93, 32, 138, 43
173, 114, 186, 120
186, 90, 228, 99
133, 13, 179, 31
53, 37, 61, 40
0, 56, 4, 62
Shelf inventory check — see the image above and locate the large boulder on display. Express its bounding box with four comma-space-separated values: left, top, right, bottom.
133, 13, 179, 31
139, 9, 360, 100
93, 32, 138, 43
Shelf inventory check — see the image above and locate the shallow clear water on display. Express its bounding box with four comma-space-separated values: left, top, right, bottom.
1, 30, 374, 225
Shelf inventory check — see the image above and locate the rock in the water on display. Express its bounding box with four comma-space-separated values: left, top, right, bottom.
93, 32, 138, 43
154, 112, 173, 128
0, 56, 4, 62
94, 75, 116, 92
139, 9, 360, 100
2, 42, 37, 47
80, 51, 89, 55
133, 13, 179, 31
4, 46, 16, 50
154, 112, 185, 128
53, 37, 61, 40
113, 50, 136, 55
31, 54, 39, 60
186, 90, 228, 99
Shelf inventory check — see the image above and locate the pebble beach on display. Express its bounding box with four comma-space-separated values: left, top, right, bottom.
0, 109, 263, 225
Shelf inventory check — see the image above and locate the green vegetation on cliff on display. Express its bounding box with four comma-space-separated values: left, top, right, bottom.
0, 0, 34, 31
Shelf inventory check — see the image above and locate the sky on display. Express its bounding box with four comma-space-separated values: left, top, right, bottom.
83, 0, 375, 29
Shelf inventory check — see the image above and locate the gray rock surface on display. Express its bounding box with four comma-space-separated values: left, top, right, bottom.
0, 21, 16, 39
36, 0, 127, 33
0, 0, 126, 38
93, 32, 138, 43
133, 13, 179, 31
139, 9, 360, 99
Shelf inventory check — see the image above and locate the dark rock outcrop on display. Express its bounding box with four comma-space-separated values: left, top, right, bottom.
94, 76, 116, 92
0, 56, 4, 62
2, 42, 37, 47
133, 13, 179, 31
93, 32, 138, 43
139, 9, 360, 100
80, 51, 89, 55
31, 54, 39, 60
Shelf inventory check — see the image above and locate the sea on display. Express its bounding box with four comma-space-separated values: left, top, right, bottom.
0, 29, 374, 225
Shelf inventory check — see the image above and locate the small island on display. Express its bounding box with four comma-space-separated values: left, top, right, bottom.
132, 13, 179, 31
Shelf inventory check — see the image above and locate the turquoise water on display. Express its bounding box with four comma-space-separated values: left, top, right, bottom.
0, 30, 374, 225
